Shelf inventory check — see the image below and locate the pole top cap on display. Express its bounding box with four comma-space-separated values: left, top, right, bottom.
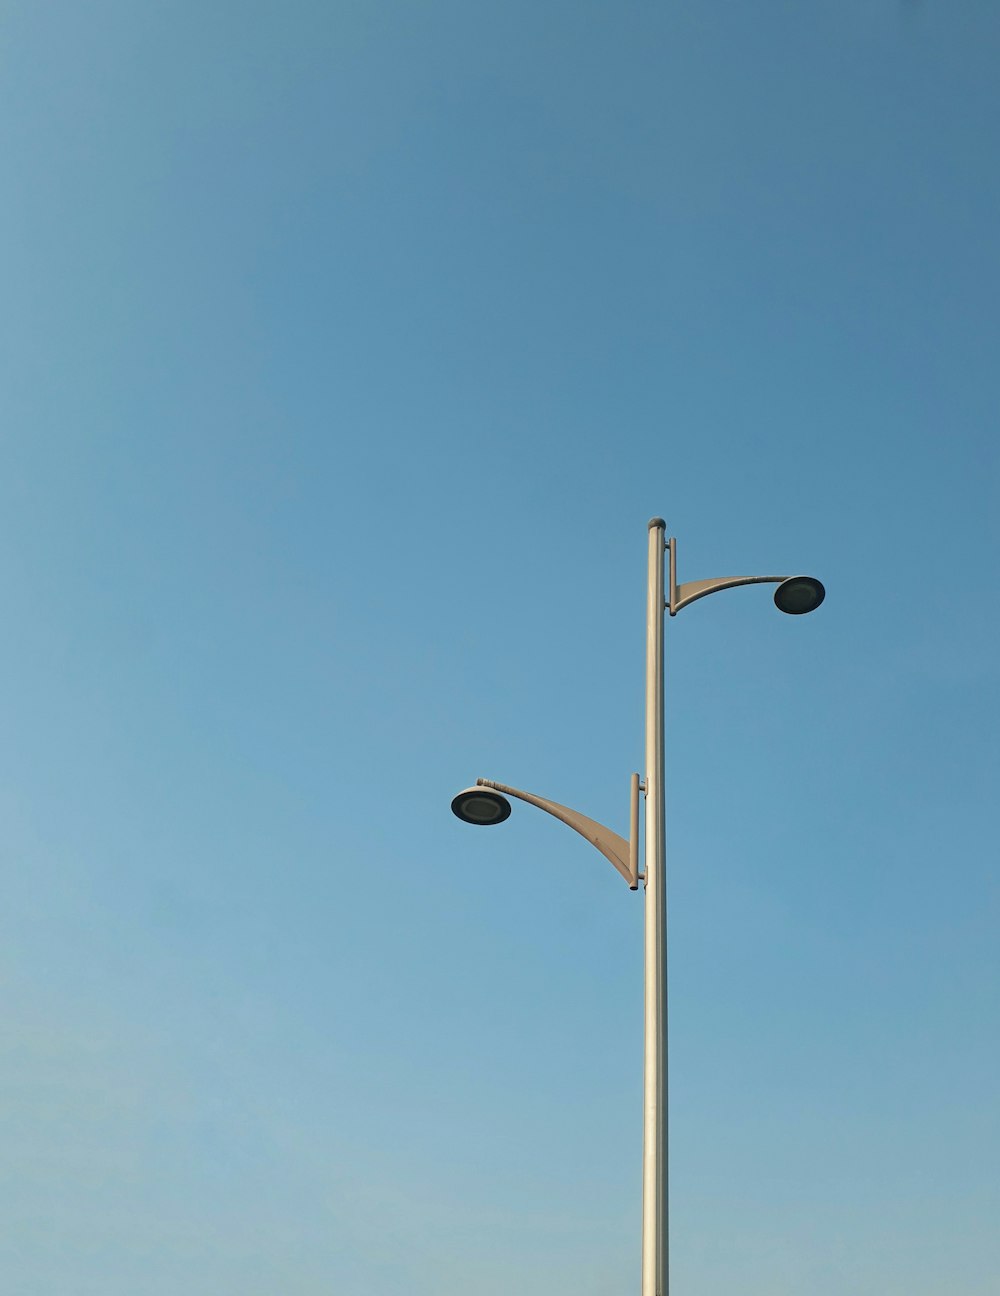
648, 517, 666, 530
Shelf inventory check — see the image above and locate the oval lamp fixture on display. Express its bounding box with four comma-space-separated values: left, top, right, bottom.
774, 576, 825, 615
451, 786, 512, 825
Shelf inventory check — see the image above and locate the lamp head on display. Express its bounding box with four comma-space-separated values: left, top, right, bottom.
451, 786, 512, 826
774, 575, 825, 615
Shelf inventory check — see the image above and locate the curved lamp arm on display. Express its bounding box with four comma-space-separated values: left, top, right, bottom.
671, 573, 788, 615
667, 535, 790, 615
476, 777, 640, 889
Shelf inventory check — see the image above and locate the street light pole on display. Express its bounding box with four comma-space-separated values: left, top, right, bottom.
643, 518, 668, 1296
450, 520, 824, 1296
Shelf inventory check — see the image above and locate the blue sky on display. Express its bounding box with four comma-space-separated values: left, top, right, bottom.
1, 2, 998, 1292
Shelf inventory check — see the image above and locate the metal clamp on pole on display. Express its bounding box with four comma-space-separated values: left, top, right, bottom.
630, 772, 642, 889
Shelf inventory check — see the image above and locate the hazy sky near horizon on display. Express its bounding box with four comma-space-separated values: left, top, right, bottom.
2, 3, 998, 1293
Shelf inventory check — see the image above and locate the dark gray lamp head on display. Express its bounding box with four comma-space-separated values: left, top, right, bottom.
774, 576, 825, 615
451, 786, 512, 826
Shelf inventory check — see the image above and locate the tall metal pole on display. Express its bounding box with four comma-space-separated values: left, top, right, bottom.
642, 518, 668, 1296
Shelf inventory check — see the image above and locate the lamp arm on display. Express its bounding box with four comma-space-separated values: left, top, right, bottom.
476, 778, 640, 888
671, 574, 788, 615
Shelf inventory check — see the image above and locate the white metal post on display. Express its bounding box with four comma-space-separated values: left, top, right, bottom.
453, 523, 822, 1296
642, 518, 668, 1296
